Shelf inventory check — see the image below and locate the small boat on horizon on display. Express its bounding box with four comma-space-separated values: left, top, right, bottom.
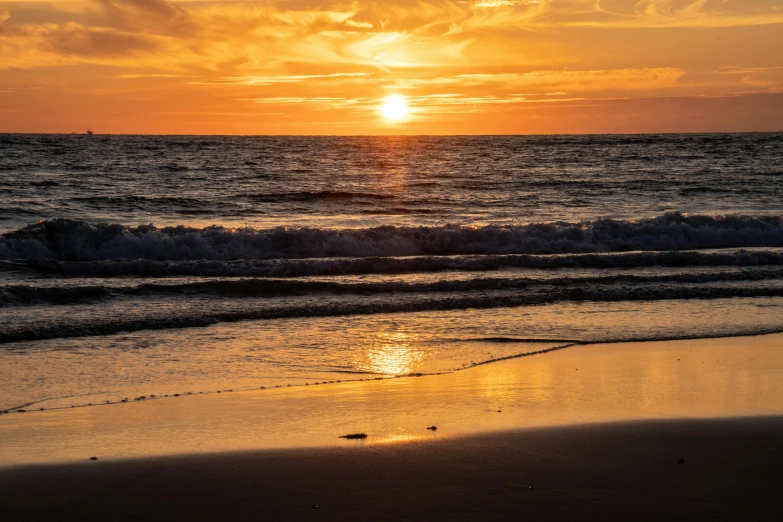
87, 129, 94, 135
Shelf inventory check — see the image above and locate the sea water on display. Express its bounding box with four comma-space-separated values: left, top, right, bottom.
1, 133, 783, 410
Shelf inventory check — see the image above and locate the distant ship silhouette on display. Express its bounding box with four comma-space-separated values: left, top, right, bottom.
87, 129, 94, 135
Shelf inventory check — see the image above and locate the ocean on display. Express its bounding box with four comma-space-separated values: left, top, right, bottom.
2, 133, 783, 411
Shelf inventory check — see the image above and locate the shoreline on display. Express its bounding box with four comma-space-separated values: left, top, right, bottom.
5, 329, 783, 414
2, 417, 782, 521
2, 333, 783, 468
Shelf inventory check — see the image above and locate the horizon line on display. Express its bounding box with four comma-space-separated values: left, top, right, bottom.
2, 130, 782, 138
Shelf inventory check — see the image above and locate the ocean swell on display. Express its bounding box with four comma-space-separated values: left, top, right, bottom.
3, 268, 783, 307
3, 284, 783, 343
8, 249, 783, 278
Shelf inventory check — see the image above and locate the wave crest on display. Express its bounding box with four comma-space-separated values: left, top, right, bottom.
2, 213, 783, 262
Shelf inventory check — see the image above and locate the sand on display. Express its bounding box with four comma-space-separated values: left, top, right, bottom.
2, 417, 783, 521
2, 334, 783, 520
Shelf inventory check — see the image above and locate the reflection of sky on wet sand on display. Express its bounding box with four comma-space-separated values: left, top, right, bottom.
355, 332, 426, 376
2, 334, 783, 467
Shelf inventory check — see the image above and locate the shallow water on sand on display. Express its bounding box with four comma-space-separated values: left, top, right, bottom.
3, 297, 783, 410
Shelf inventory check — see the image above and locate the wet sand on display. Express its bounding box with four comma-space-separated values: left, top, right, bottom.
2, 334, 783, 520
2, 334, 783, 466
2, 417, 783, 521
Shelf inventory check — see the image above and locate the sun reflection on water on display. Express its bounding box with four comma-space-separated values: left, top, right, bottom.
356, 332, 425, 376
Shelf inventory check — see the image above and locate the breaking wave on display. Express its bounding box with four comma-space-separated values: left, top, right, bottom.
2, 213, 783, 262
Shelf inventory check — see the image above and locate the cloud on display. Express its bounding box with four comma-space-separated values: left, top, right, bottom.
47, 22, 159, 57
1, 1, 782, 72
211, 72, 373, 86
1, 1, 782, 133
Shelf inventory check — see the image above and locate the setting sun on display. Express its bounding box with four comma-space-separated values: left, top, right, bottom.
381, 95, 408, 122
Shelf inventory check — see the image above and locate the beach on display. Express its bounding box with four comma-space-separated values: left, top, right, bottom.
2, 133, 783, 520
3, 0, 783, 517
3, 418, 782, 521
2, 334, 783, 520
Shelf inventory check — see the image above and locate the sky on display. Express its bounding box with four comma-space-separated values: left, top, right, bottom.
0, 0, 782, 135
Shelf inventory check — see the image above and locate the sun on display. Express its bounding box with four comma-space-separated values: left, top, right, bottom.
381, 95, 408, 122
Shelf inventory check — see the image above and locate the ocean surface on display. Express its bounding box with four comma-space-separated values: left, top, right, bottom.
2, 133, 783, 411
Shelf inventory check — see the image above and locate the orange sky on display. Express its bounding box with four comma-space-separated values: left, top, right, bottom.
1, 0, 782, 134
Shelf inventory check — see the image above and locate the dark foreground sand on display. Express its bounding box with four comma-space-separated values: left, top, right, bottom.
2, 416, 782, 521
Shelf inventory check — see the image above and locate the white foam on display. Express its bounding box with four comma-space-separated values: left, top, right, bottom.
2, 213, 783, 262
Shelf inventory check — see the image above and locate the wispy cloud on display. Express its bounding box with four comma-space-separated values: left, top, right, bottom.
212, 73, 373, 86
